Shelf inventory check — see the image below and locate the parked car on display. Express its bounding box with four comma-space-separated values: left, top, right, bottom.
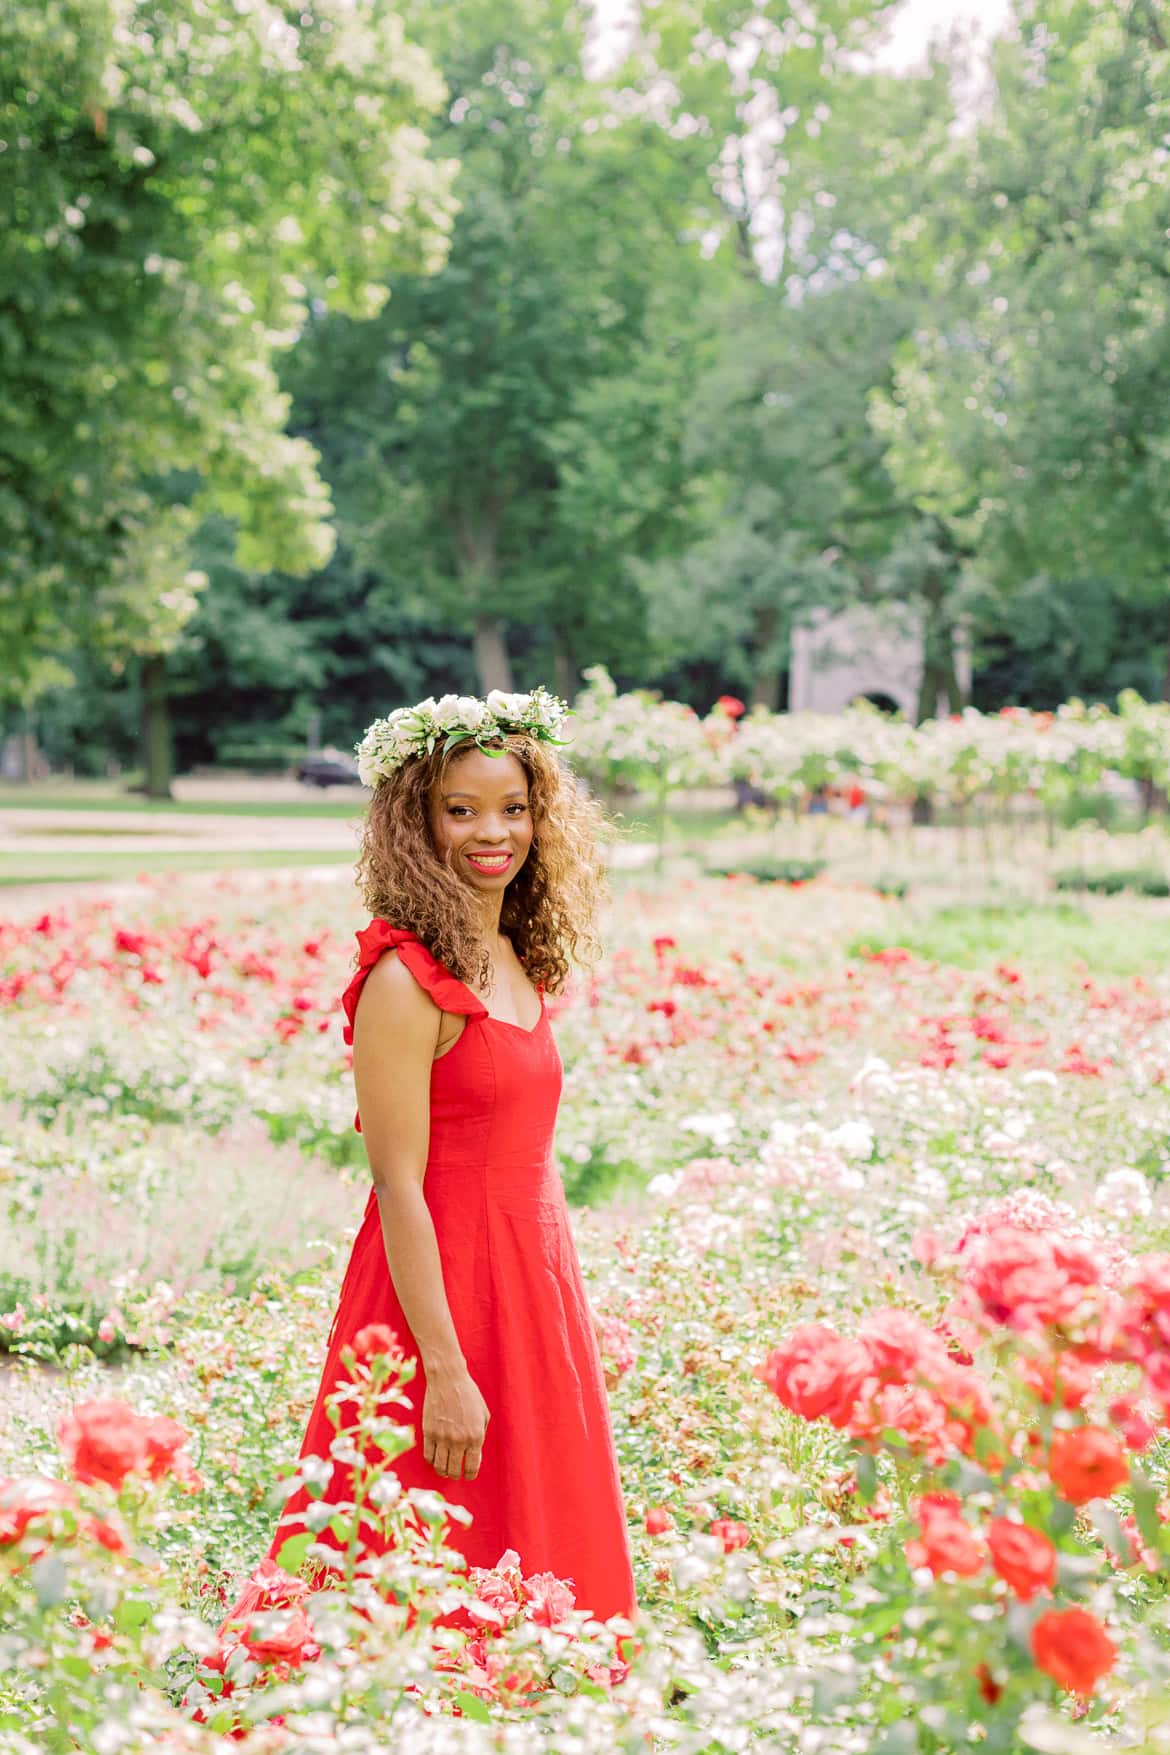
295, 749, 364, 788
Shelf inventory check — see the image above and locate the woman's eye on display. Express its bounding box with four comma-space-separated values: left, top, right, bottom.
448, 804, 527, 817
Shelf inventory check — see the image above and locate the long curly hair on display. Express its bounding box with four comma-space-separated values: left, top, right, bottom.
354, 733, 612, 995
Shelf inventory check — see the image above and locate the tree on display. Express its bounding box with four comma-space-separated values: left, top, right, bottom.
287, 0, 716, 698
613, 0, 965, 711
1, 0, 453, 790
868, 0, 1170, 702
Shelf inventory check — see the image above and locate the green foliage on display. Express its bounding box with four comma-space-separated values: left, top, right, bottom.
12, 0, 1170, 766
869, 0, 1170, 686
1053, 866, 1170, 899
706, 856, 828, 884
283, 0, 715, 696
0, 0, 453, 706
848, 897, 1170, 977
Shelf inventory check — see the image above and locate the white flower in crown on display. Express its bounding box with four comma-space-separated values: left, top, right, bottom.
486, 689, 528, 720
355, 685, 571, 785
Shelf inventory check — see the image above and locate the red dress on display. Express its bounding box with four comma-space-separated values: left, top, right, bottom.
265, 920, 637, 1623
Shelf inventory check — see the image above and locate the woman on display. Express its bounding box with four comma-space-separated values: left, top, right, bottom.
255, 688, 636, 1625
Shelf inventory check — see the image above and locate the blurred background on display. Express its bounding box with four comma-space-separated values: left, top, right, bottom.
2, 0, 1167, 810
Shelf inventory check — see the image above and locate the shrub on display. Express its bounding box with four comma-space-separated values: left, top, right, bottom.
1053, 866, 1170, 898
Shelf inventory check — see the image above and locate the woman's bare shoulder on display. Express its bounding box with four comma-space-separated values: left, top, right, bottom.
354, 946, 440, 1032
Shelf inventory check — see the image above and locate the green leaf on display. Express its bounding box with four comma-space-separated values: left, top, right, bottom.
275, 1533, 313, 1574
854, 1449, 878, 1505
114, 1596, 153, 1633
1130, 1468, 1163, 1551
452, 1690, 493, 1723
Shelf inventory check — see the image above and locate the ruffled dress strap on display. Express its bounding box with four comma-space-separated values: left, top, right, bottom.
340, 921, 488, 1133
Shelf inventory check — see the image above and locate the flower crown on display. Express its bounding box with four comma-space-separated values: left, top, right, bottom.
356, 686, 572, 787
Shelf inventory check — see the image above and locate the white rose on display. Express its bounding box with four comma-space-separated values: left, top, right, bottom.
455, 695, 489, 730
486, 689, 526, 720
431, 695, 463, 730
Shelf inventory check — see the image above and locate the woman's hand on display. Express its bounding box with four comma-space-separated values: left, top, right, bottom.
422, 1366, 491, 1481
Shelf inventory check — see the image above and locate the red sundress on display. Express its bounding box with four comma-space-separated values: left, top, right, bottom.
264, 920, 637, 1623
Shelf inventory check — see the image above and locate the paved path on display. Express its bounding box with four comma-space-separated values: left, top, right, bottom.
1, 806, 362, 856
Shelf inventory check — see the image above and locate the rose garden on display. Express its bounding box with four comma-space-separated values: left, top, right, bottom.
5, 679, 1170, 1750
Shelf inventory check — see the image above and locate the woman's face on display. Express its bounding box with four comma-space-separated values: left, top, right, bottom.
428, 747, 535, 891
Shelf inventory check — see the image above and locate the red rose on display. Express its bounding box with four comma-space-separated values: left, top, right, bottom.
710, 1518, 751, 1553
644, 1506, 674, 1535
1108, 1395, 1156, 1451
59, 1399, 151, 1489
1048, 1426, 1129, 1505
1018, 1354, 1096, 1410
242, 1606, 319, 1667
987, 1517, 1057, 1601
905, 1494, 983, 1579
83, 1515, 127, 1554
521, 1571, 576, 1627
963, 1225, 1104, 1333
141, 1415, 192, 1482
224, 1557, 311, 1625
351, 1323, 400, 1361
858, 1307, 947, 1384
467, 1568, 521, 1627
755, 1324, 871, 1428
1031, 1605, 1117, 1696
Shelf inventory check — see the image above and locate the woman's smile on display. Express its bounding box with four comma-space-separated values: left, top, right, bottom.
465, 850, 514, 875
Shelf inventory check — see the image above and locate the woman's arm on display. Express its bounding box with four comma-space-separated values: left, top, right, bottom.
351, 952, 490, 1482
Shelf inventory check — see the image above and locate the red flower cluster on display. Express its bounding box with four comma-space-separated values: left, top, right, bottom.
904, 1493, 982, 1579
441, 1548, 630, 1698
58, 1398, 200, 1493
958, 1223, 1113, 1341
756, 1309, 995, 1466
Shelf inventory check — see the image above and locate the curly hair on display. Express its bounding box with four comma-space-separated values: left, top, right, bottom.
353, 733, 613, 996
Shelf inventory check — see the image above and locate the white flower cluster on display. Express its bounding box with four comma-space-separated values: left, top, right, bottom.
565, 667, 1170, 807
355, 686, 570, 787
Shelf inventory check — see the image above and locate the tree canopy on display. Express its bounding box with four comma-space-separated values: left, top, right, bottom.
8, 0, 1170, 782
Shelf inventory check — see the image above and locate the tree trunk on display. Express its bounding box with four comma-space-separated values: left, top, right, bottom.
140, 653, 174, 800
915, 566, 964, 723
473, 615, 513, 695
750, 602, 783, 711
552, 636, 577, 704
450, 502, 512, 696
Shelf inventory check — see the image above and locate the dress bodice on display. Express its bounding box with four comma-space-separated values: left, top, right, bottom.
340, 921, 564, 1188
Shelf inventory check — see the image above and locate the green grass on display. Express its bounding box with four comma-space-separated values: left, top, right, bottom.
848, 897, 1170, 978
0, 787, 363, 819
0, 848, 356, 887
610, 805, 741, 844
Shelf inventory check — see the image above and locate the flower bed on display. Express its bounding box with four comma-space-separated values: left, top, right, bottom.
2, 870, 1170, 1747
